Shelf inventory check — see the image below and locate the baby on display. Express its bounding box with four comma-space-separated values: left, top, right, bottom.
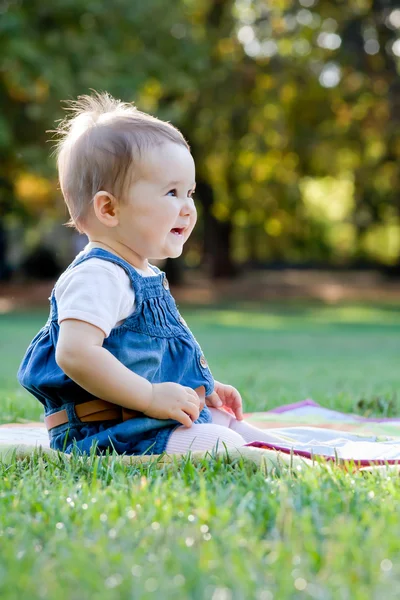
18, 92, 269, 456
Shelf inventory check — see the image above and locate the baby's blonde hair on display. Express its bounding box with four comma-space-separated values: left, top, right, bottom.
53, 91, 189, 231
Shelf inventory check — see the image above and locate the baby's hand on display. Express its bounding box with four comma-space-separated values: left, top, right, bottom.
205, 381, 244, 420
144, 382, 201, 427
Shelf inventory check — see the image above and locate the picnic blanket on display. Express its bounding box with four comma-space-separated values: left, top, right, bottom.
242, 399, 400, 469
1, 399, 400, 472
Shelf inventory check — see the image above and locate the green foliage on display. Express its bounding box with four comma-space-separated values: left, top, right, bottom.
1, 0, 399, 265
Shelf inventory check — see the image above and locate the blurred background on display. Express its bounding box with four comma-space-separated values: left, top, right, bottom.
0, 0, 400, 307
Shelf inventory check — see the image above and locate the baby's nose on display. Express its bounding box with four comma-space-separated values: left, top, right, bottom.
181, 197, 196, 215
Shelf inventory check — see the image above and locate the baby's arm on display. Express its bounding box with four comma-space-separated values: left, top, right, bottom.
56, 319, 153, 412
56, 319, 200, 426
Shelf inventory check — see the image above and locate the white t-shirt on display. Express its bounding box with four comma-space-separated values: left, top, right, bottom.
55, 243, 159, 337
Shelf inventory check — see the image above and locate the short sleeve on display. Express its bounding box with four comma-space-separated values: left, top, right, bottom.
55, 259, 135, 337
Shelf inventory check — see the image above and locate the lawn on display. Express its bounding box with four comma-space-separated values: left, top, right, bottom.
1, 303, 400, 599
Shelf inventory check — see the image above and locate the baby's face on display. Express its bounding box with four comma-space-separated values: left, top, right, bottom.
116, 142, 197, 262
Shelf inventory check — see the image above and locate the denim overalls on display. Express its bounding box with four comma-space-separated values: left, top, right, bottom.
17, 248, 214, 455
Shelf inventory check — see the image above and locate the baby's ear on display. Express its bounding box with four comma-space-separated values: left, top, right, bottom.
93, 191, 119, 227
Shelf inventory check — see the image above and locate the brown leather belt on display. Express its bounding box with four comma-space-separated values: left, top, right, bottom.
44, 386, 206, 431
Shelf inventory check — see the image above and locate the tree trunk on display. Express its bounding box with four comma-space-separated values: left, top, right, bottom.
211, 219, 237, 278
164, 256, 184, 285
0, 221, 9, 281
196, 180, 237, 278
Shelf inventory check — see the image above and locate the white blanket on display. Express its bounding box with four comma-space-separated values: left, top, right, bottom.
245, 426, 400, 463
1, 424, 400, 464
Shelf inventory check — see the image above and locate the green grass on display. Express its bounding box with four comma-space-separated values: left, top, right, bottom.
1, 303, 400, 599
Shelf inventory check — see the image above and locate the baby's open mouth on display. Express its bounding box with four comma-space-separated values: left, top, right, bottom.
170, 228, 184, 235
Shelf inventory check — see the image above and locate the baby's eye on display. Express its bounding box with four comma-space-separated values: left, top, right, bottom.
166, 189, 177, 197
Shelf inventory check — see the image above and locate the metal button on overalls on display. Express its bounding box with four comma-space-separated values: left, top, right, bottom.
163, 277, 169, 290
199, 355, 208, 368
179, 316, 187, 327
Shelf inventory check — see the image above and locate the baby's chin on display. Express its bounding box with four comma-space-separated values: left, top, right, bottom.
167, 248, 183, 259
151, 248, 183, 260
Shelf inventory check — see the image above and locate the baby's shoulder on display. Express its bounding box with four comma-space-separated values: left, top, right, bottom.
56, 257, 131, 291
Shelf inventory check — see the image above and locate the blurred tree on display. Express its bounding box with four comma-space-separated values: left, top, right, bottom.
0, 0, 399, 278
